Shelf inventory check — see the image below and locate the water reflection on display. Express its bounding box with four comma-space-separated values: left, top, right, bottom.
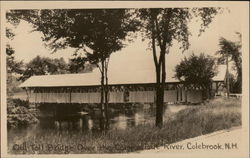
8, 104, 190, 142
35, 104, 187, 131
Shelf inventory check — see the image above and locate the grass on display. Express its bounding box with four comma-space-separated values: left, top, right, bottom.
8, 97, 241, 154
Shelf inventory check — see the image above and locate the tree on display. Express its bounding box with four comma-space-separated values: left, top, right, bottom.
68, 56, 94, 73
227, 72, 238, 94
217, 33, 242, 93
175, 53, 217, 98
19, 56, 68, 82
9, 9, 139, 129
6, 44, 24, 97
6, 18, 24, 97
6, 44, 23, 75
137, 8, 221, 127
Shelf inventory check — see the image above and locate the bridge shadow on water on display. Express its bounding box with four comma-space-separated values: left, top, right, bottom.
37, 103, 157, 132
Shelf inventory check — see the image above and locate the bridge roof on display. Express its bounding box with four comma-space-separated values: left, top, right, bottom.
19, 65, 226, 88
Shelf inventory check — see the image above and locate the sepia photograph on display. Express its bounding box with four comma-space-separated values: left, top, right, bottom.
1, 1, 249, 157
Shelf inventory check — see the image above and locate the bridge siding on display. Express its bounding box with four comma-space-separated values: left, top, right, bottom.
29, 89, 203, 104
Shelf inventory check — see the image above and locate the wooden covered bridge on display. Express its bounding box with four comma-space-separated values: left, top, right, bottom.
19, 66, 227, 105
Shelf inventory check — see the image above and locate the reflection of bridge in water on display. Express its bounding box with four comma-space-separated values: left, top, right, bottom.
37, 103, 188, 131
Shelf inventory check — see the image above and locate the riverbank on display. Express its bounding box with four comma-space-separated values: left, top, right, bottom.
8, 97, 241, 154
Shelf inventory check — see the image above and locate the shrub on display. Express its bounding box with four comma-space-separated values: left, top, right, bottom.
7, 98, 38, 128
12, 98, 29, 108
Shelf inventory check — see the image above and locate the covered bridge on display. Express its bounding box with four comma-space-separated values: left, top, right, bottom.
19, 66, 226, 104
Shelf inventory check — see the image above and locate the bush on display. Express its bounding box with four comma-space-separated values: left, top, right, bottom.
7, 98, 38, 128
12, 98, 29, 108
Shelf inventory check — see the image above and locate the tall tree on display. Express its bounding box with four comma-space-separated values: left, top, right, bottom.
9, 9, 138, 129
217, 33, 242, 93
175, 53, 217, 98
137, 8, 221, 127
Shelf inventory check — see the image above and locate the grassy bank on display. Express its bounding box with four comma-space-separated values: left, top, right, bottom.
8, 97, 241, 154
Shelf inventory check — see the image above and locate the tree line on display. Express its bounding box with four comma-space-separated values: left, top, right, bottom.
18, 56, 95, 82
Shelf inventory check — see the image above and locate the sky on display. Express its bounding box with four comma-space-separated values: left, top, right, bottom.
8, 7, 242, 79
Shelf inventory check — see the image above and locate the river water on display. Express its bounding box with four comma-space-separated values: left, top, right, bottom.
7, 104, 190, 149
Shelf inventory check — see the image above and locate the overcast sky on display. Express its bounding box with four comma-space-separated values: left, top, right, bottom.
8, 7, 242, 78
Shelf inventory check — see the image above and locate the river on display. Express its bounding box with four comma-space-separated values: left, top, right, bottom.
8, 104, 190, 148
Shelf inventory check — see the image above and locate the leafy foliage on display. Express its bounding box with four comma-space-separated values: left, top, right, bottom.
7, 98, 39, 128
217, 33, 242, 93
137, 8, 221, 52
6, 44, 23, 74
19, 56, 68, 82
68, 56, 95, 73
11, 98, 30, 108
175, 53, 217, 89
8, 9, 139, 61
227, 72, 240, 93
6, 28, 15, 40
